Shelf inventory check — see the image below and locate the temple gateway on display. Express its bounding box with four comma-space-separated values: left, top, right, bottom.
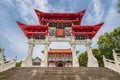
1, 6, 120, 80
17, 9, 104, 67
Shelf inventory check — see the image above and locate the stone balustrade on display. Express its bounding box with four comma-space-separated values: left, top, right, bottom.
103, 50, 120, 73
0, 59, 16, 72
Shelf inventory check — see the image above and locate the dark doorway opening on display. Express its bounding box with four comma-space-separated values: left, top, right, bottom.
57, 62, 64, 67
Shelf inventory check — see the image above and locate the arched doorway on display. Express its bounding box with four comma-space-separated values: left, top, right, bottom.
57, 62, 64, 67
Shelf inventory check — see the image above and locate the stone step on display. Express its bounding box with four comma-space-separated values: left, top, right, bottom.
0, 67, 120, 80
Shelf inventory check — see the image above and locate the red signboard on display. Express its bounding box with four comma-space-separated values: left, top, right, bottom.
57, 29, 64, 37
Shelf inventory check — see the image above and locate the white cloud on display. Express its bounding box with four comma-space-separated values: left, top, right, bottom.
0, 29, 27, 55
93, 0, 104, 23
83, 0, 104, 25
105, 1, 120, 31
14, 0, 65, 24
92, 0, 120, 48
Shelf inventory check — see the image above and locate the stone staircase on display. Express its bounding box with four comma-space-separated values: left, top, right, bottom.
0, 67, 120, 80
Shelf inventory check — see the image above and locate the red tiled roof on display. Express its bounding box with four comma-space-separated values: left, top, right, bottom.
48, 49, 72, 54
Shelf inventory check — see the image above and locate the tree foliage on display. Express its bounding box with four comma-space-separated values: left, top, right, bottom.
0, 48, 2, 52
98, 27, 120, 53
118, 0, 120, 13
78, 51, 87, 67
16, 61, 22, 67
78, 27, 120, 67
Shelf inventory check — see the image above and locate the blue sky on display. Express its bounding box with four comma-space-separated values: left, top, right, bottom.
0, 0, 120, 61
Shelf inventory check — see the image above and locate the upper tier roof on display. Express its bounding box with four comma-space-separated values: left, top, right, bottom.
34, 9, 86, 24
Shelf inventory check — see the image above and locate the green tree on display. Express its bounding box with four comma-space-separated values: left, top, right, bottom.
92, 49, 104, 67
0, 48, 2, 52
16, 61, 22, 67
78, 27, 120, 67
78, 49, 104, 67
78, 51, 87, 67
118, 0, 120, 13
97, 27, 120, 59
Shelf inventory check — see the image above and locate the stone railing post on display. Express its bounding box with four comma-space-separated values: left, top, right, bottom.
71, 44, 79, 67
86, 39, 99, 67
21, 39, 34, 67
113, 50, 120, 73
41, 36, 49, 67
0, 49, 4, 64
70, 36, 79, 67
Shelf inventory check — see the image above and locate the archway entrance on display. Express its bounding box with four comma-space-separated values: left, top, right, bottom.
57, 62, 64, 67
